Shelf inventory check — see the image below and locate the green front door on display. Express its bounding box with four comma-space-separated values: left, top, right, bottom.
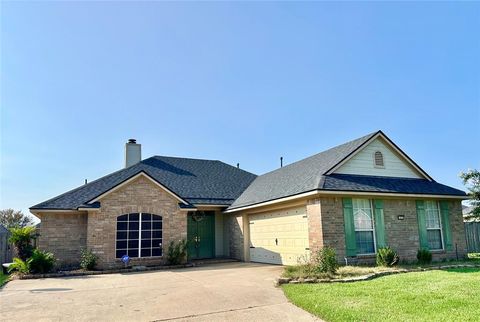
187, 211, 215, 259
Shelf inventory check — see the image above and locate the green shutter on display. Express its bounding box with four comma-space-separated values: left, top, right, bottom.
374, 200, 386, 248
440, 201, 453, 251
416, 200, 429, 249
343, 198, 356, 256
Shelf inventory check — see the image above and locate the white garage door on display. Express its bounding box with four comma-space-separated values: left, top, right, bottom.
249, 206, 309, 265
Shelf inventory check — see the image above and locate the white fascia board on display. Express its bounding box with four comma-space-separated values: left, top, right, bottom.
225, 189, 466, 213
317, 190, 467, 199
224, 190, 319, 213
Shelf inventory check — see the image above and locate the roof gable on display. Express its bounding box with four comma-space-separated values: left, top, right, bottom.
228, 131, 378, 209
333, 136, 425, 179
31, 156, 257, 210
89, 171, 188, 204
327, 131, 432, 181
228, 131, 462, 211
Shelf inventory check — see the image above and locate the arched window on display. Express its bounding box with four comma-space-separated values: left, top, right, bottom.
374, 151, 384, 168
116, 213, 162, 258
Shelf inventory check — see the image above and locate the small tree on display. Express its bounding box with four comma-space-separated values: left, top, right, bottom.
8, 226, 37, 261
167, 240, 188, 265
0, 209, 34, 228
460, 169, 480, 219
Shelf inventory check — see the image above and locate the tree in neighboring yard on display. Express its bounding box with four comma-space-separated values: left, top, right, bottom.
0, 209, 34, 228
460, 169, 480, 219
8, 226, 37, 261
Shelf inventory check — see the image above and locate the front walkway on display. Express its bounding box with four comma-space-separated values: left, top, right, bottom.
0, 262, 318, 321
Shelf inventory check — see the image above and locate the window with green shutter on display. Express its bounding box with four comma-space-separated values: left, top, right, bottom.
416, 200, 429, 250
343, 198, 356, 256
343, 198, 383, 256
352, 199, 376, 254
374, 200, 386, 249
425, 201, 443, 250
439, 201, 453, 251
416, 200, 450, 251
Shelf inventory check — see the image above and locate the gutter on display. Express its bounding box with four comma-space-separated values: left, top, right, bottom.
225, 189, 468, 213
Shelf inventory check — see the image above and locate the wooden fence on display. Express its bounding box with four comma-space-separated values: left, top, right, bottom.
465, 222, 480, 253
0, 228, 13, 265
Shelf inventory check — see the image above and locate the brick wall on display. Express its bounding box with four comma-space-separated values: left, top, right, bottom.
309, 197, 467, 263
86, 175, 187, 269
306, 199, 323, 252
227, 214, 244, 260
319, 197, 347, 261
382, 199, 466, 262
36, 211, 87, 268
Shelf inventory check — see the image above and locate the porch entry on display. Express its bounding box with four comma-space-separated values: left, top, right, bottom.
187, 211, 215, 259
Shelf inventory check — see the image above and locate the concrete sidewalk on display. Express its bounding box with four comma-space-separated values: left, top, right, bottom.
0, 262, 318, 321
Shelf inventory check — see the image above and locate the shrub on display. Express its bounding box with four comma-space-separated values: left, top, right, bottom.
376, 247, 399, 267
28, 249, 56, 274
8, 226, 37, 261
167, 240, 188, 265
417, 249, 433, 264
80, 249, 97, 270
8, 257, 30, 274
312, 246, 338, 274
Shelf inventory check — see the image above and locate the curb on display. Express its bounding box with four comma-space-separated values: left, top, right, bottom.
276, 264, 480, 286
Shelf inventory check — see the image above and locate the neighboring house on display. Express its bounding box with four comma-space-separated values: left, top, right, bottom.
30, 131, 467, 269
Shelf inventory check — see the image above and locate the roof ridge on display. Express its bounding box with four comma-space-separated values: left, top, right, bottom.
254, 131, 379, 178
31, 155, 257, 210
152, 155, 220, 162
152, 155, 257, 176
30, 164, 145, 209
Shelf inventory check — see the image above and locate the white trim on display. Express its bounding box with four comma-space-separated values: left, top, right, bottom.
224, 191, 319, 213
88, 172, 188, 205
179, 208, 197, 212
326, 132, 432, 181
318, 190, 466, 199
225, 190, 466, 213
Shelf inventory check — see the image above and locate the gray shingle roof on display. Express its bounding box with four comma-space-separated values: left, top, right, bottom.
228, 131, 378, 209
323, 174, 466, 196
31, 156, 257, 210
228, 131, 466, 210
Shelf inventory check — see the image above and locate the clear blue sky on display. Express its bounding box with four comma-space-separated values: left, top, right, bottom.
1, 2, 479, 220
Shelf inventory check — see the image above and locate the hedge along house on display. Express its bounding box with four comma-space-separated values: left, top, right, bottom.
30, 131, 467, 269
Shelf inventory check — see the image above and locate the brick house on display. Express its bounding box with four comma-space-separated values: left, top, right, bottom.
30, 131, 467, 269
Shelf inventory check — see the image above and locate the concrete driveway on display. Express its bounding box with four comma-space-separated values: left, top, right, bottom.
0, 262, 317, 321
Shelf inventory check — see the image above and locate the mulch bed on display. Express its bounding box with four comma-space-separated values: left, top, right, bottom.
12, 258, 238, 280
276, 264, 480, 286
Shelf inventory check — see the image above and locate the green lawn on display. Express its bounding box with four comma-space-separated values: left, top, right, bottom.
283, 268, 480, 322
0, 272, 9, 286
